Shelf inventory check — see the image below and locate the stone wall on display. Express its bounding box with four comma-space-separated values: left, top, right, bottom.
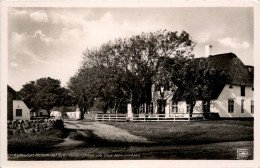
7, 119, 64, 136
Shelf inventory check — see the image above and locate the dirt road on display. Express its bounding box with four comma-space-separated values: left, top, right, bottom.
64, 120, 154, 145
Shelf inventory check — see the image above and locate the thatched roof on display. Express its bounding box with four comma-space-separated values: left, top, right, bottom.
208, 53, 253, 87
7, 85, 22, 100
173, 53, 254, 101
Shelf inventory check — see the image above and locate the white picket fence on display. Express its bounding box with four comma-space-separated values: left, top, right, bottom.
95, 114, 127, 122
95, 113, 204, 122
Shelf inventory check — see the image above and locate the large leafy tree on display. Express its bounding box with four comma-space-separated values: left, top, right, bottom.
155, 57, 227, 114
18, 81, 38, 112
19, 77, 71, 117
69, 30, 196, 114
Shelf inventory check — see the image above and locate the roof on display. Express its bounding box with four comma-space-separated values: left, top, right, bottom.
52, 106, 77, 112
7, 85, 33, 108
173, 53, 254, 101
7, 85, 22, 100
207, 53, 253, 87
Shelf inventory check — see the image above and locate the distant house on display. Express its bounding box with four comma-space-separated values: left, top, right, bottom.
37, 108, 49, 117
127, 47, 254, 119
7, 85, 31, 120
51, 107, 62, 119
51, 106, 82, 120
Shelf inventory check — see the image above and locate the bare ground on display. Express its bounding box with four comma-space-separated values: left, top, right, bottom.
64, 121, 154, 145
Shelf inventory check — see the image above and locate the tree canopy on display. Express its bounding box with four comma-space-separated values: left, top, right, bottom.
156, 57, 227, 113
19, 77, 75, 116
68, 30, 196, 114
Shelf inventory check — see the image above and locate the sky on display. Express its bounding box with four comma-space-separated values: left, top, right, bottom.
8, 7, 254, 91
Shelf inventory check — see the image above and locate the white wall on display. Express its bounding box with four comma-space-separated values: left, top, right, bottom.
13, 100, 30, 120
214, 84, 254, 118
178, 101, 187, 113
193, 100, 203, 113
152, 84, 173, 116
176, 101, 202, 114
210, 100, 218, 112
50, 111, 62, 119
66, 111, 81, 120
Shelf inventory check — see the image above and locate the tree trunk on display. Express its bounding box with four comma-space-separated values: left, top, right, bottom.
80, 108, 84, 119
47, 108, 50, 118
190, 101, 196, 117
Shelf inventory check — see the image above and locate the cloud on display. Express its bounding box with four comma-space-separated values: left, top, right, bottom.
9, 8, 27, 15
33, 30, 53, 44
11, 32, 28, 43
218, 37, 250, 49
10, 62, 18, 67
30, 10, 48, 23
196, 32, 210, 43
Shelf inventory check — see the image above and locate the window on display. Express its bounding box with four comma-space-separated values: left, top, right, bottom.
229, 85, 233, 89
172, 102, 178, 113
241, 100, 244, 113
228, 99, 234, 113
241, 85, 245, 96
16, 109, 22, 116
251, 100, 254, 114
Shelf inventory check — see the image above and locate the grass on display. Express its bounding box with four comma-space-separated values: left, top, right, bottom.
8, 129, 65, 154
106, 120, 253, 144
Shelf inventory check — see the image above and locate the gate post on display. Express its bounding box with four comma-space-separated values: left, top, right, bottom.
127, 103, 133, 122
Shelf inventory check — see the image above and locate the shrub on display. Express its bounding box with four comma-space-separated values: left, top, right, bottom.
53, 119, 64, 130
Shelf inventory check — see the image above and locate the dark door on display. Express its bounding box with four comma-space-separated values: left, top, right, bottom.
157, 99, 166, 114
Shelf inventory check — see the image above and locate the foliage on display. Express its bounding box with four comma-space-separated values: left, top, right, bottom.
19, 77, 74, 116
156, 57, 227, 113
68, 30, 196, 113
178, 58, 226, 112
52, 119, 64, 130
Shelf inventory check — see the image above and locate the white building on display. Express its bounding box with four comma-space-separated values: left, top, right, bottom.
127, 51, 254, 119
13, 100, 31, 120
172, 52, 254, 118
50, 107, 62, 119
51, 106, 82, 120
8, 85, 31, 120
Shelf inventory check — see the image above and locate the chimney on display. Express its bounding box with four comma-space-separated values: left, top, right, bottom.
205, 45, 213, 57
